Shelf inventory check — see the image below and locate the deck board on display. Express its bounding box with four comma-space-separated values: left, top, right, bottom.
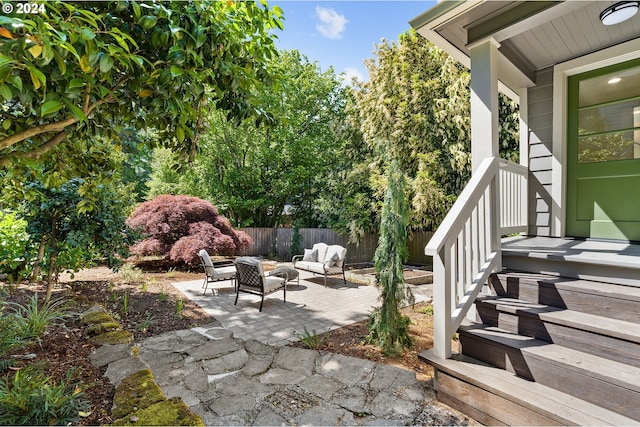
421, 350, 639, 426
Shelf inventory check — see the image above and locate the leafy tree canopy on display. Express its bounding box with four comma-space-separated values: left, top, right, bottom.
350, 30, 519, 232
147, 50, 353, 228
0, 0, 283, 171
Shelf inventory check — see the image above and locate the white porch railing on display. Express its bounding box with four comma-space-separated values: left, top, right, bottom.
425, 156, 528, 358
499, 159, 528, 235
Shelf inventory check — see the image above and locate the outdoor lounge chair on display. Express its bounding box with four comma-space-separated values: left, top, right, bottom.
234, 257, 286, 311
198, 249, 236, 295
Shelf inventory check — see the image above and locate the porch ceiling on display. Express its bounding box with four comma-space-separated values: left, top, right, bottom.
411, 1, 640, 80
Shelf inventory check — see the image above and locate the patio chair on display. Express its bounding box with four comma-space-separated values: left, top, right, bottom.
234, 257, 286, 312
198, 249, 236, 295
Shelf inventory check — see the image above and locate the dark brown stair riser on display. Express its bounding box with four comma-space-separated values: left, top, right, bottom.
476, 304, 640, 368
489, 275, 639, 323
459, 332, 640, 421
460, 333, 534, 378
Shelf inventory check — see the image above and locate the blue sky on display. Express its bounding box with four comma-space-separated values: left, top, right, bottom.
271, 1, 436, 82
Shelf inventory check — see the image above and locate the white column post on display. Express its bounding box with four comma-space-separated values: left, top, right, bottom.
518, 88, 530, 234
470, 38, 500, 172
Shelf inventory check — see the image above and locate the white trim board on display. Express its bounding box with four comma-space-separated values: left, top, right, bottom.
551, 38, 640, 238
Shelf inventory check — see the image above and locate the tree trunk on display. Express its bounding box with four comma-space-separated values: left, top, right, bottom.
45, 251, 57, 303
30, 236, 47, 282
45, 213, 59, 302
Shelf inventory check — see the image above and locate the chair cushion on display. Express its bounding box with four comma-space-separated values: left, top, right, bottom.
324, 252, 339, 268
312, 243, 329, 263
325, 245, 346, 268
294, 261, 326, 274
235, 256, 265, 276
198, 249, 213, 267
302, 248, 317, 262
325, 265, 344, 275
212, 265, 236, 279
264, 276, 285, 292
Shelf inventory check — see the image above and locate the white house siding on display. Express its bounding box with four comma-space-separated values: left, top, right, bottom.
527, 67, 554, 236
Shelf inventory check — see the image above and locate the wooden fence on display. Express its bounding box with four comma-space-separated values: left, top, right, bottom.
238, 227, 434, 266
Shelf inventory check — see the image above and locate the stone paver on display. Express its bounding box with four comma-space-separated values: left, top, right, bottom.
91, 325, 471, 426
89, 268, 469, 425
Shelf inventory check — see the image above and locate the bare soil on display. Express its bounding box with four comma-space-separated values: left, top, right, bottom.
1, 265, 444, 425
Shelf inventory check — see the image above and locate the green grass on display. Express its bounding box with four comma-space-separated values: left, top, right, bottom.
138, 311, 155, 332
120, 264, 144, 284
294, 326, 327, 350
175, 299, 185, 316
416, 305, 433, 316
158, 287, 169, 303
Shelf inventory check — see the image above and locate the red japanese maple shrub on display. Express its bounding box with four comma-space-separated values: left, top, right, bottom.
127, 195, 251, 267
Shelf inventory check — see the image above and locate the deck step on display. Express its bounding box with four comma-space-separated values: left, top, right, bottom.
501, 245, 640, 287
419, 349, 639, 426
489, 272, 640, 323
459, 321, 640, 421
476, 296, 640, 367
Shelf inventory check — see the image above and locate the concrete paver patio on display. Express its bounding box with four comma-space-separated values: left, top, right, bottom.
173, 267, 432, 346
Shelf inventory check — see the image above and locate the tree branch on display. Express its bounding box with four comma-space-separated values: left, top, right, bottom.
0, 129, 70, 168
0, 118, 77, 151
0, 94, 112, 153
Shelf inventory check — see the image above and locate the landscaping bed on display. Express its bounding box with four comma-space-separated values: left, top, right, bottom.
1, 265, 444, 425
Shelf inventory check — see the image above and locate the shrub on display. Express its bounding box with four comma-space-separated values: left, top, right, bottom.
0, 294, 73, 357
0, 212, 31, 282
127, 195, 251, 267
0, 363, 90, 426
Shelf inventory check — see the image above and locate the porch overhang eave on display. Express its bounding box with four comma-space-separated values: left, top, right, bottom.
409, 1, 535, 92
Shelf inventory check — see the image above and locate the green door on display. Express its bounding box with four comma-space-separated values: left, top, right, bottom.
566, 59, 640, 241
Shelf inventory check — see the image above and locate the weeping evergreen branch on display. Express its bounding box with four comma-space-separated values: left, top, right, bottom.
368, 158, 415, 355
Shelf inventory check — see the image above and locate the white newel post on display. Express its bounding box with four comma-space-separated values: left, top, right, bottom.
433, 246, 452, 359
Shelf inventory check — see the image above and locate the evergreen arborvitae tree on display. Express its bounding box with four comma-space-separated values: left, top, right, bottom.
368, 158, 415, 355
290, 224, 303, 259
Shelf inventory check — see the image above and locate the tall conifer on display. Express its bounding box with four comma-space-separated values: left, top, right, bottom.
368, 158, 414, 355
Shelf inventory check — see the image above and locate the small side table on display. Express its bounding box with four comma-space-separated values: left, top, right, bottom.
269, 266, 300, 288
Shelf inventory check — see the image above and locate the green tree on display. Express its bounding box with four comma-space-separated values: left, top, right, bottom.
314, 91, 378, 243
19, 177, 137, 301
351, 30, 519, 232
0, 0, 283, 175
147, 50, 351, 228
352, 31, 471, 231
368, 158, 414, 355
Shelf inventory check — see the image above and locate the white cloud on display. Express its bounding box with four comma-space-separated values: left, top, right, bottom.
315, 6, 348, 40
343, 67, 364, 83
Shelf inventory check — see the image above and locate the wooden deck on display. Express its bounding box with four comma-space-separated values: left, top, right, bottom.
420, 236, 640, 425
501, 236, 640, 287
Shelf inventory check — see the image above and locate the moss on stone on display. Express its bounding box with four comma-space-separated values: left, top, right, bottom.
86, 321, 122, 336
81, 310, 114, 325
111, 369, 165, 420
91, 330, 133, 345
111, 397, 204, 426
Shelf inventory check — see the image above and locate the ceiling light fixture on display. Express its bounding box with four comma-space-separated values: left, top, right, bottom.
600, 1, 640, 25
608, 77, 622, 84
